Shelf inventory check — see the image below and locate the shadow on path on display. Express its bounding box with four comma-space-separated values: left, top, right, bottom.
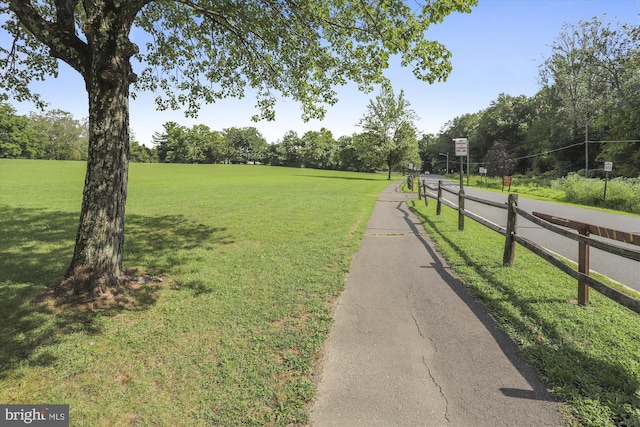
397, 201, 556, 402
407, 201, 640, 424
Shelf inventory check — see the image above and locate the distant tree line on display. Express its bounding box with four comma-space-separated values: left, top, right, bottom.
2, 85, 421, 175
3, 18, 638, 177
0, 104, 88, 160
422, 17, 640, 178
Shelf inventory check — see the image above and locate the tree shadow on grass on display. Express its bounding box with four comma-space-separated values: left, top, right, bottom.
0, 205, 233, 380
125, 213, 233, 273
409, 204, 640, 425
298, 173, 385, 181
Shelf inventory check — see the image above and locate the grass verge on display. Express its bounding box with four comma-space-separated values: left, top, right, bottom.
408, 199, 640, 427
465, 175, 570, 203
0, 159, 398, 426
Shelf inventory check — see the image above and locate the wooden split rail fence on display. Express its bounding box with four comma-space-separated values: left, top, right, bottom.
415, 179, 640, 315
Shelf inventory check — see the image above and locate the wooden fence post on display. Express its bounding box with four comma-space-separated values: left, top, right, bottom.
578, 226, 590, 306
458, 187, 465, 231
423, 180, 428, 206
436, 180, 442, 215
503, 194, 518, 266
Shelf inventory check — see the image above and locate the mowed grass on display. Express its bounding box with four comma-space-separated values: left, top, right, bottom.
0, 159, 397, 426
409, 198, 640, 427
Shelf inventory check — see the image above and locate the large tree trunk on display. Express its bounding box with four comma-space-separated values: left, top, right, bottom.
59, 84, 130, 297
56, 7, 136, 298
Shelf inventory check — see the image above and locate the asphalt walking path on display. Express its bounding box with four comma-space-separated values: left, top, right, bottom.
310, 181, 564, 426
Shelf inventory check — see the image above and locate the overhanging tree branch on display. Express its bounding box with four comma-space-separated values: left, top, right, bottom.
9, 0, 89, 74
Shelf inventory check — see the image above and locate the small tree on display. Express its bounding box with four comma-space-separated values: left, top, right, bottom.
358, 84, 420, 179
484, 140, 515, 177
129, 131, 157, 163
267, 131, 302, 167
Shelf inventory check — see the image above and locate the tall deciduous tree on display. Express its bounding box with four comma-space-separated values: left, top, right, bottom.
300, 128, 336, 169
539, 17, 640, 175
223, 127, 268, 164
1, 0, 476, 297
0, 102, 35, 158
474, 94, 533, 171
358, 84, 420, 179
28, 109, 88, 160
267, 131, 302, 167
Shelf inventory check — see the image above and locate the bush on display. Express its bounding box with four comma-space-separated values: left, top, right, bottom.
552, 173, 640, 214
604, 177, 640, 213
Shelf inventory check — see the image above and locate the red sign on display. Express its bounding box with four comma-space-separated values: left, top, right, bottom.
502, 176, 513, 192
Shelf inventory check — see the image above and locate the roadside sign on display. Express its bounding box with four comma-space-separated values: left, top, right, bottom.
454, 138, 468, 156
604, 162, 613, 172
502, 175, 513, 192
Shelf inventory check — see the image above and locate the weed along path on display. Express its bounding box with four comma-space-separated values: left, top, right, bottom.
310, 181, 564, 426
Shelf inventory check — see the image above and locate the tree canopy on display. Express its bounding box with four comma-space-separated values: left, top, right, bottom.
2, 0, 477, 121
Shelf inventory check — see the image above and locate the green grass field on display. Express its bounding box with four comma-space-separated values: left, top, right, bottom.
0, 159, 397, 426
408, 198, 640, 427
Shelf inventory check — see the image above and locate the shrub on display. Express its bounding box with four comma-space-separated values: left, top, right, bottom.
552, 173, 640, 214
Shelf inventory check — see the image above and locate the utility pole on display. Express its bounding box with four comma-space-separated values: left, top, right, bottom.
585, 122, 589, 178
467, 145, 470, 185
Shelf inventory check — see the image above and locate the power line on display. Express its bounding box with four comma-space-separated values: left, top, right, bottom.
471, 142, 585, 166
510, 141, 585, 161
468, 138, 639, 167
587, 140, 640, 143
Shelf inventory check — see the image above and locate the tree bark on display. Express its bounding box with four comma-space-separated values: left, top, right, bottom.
56, 3, 138, 297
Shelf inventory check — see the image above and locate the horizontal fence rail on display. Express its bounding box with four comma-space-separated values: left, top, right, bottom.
521, 210, 640, 263
464, 193, 508, 210
415, 179, 640, 315
533, 212, 640, 246
512, 234, 640, 314
465, 210, 507, 235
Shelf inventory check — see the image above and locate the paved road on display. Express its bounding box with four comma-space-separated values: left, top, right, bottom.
310, 181, 564, 426
421, 174, 640, 292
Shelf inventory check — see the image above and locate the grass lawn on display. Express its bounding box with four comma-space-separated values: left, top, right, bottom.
0, 159, 398, 426
408, 197, 640, 427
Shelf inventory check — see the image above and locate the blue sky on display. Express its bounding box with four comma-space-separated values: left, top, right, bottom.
9, 0, 640, 146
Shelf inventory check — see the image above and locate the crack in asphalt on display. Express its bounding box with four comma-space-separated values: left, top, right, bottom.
407, 293, 451, 425
407, 293, 425, 339
422, 355, 451, 425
